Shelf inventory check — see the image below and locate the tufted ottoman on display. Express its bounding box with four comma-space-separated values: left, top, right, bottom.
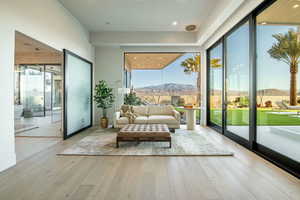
117, 124, 171, 148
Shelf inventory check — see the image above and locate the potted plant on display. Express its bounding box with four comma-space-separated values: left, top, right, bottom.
94, 80, 115, 128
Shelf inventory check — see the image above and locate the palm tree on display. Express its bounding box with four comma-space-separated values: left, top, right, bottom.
268, 30, 300, 106
181, 55, 221, 105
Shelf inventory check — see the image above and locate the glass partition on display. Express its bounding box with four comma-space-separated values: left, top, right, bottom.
20, 65, 45, 117
45, 72, 52, 112
64, 50, 92, 138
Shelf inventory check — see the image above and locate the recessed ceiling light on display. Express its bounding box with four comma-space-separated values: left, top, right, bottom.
261, 22, 267, 25
172, 21, 178, 26
293, 4, 299, 8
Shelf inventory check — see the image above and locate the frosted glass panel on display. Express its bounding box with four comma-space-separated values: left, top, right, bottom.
65, 51, 92, 137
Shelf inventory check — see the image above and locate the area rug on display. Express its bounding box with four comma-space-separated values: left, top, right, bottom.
58, 131, 233, 156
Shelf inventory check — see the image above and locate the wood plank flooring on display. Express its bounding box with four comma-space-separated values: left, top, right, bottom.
0, 126, 299, 200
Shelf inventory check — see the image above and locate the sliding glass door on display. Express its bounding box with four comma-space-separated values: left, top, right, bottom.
224, 20, 250, 142
207, 0, 300, 178
208, 43, 223, 129
256, 0, 300, 163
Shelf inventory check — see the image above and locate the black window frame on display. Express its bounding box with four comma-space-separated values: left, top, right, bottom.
206, 0, 300, 178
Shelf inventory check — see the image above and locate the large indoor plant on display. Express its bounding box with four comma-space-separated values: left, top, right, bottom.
94, 80, 115, 128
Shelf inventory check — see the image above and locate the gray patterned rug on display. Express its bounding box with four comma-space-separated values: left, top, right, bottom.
58, 130, 233, 156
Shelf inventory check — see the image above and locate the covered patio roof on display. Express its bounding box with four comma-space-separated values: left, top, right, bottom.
257, 0, 300, 25
125, 53, 184, 70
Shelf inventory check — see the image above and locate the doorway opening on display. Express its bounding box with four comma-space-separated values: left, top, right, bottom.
124, 52, 201, 125
14, 31, 63, 162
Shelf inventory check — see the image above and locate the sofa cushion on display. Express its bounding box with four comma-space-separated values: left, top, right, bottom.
134, 116, 148, 124
117, 117, 129, 124
148, 105, 174, 116
132, 106, 148, 116
148, 115, 178, 125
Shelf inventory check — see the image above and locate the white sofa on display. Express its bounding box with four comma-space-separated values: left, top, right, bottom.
114, 105, 180, 129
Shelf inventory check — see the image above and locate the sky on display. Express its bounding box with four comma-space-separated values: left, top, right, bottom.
210, 24, 300, 91
131, 53, 198, 88
130, 24, 300, 92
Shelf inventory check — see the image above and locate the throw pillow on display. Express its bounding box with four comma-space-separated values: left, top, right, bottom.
120, 105, 130, 117
124, 109, 137, 124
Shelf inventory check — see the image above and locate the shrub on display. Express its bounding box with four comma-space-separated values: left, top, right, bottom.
124, 90, 144, 105
265, 100, 272, 107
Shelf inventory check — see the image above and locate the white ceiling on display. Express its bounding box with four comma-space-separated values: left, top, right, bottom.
59, 0, 226, 32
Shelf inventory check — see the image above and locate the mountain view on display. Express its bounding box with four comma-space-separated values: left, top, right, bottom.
135, 84, 300, 97
135, 83, 198, 95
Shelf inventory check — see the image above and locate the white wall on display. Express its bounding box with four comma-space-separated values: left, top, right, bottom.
94, 46, 123, 125
202, 0, 264, 49
197, 0, 244, 45
0, 0, 94, 172
90, 31, 197, 46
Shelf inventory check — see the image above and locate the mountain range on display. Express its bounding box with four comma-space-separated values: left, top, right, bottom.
135, 83, 197, 95
134, 83, 298, 96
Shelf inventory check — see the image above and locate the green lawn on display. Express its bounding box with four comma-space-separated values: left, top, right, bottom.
210, 108, 300, 126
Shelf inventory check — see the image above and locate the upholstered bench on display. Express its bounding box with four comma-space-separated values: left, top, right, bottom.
117, 124, 171, 148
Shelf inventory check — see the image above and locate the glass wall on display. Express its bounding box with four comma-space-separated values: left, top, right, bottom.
225, 21, 250, 140
15, 65, 63, 118
208, 44, 223, 126
46, 65, 63, 123
206, 0, 300, 177
45, 71, 52, 111
256, 0, 300, 162
20, 65, 45, 117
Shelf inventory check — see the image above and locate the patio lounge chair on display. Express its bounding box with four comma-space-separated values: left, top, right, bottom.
275, 101, 300, 115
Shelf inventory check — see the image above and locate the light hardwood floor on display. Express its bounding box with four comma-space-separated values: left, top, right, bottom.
15, 137, 61, 162
1, 126, 299, 200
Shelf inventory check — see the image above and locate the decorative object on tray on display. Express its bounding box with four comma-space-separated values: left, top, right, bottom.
184, 104, 194, 109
